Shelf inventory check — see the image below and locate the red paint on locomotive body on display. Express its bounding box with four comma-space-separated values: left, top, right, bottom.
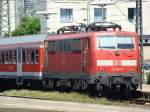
90, 31, 141, 74
47, 52, 82, 73
46, 31, 142, 88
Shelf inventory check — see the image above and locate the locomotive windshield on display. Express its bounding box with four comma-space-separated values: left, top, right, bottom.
96, 36, 134, 49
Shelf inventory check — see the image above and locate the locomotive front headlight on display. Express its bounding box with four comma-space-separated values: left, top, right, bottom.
100, 68, 104, 73
130, 69, 135, 74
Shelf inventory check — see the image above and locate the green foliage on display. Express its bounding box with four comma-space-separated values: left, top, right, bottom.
147, 72, 150, 84
11, 16, 40, 36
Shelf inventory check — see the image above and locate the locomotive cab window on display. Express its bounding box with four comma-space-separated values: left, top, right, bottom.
96, 36, 134, 50
117, 37, 134, 49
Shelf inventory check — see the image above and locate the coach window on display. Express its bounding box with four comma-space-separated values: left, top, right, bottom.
9, 50, 13, 64
35, 49, 39, 64
0, 51, 5, 64
0, 51, 1, 63
27, 49, 31, 64
13, 50, 17, 64
0, 51, 2, 63
5, 50, 9, 64
26, 49, 31, 64
31, 49, 35, 64
25, 49, 28, 64
2, 51, 5, 64
22, 49, 26, 64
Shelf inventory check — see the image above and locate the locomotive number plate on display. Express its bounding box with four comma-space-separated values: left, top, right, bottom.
113, 60, 121, 66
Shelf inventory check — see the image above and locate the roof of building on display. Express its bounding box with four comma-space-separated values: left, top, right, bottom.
0, 34, 47, 45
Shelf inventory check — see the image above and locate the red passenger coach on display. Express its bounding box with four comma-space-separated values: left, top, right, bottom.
45, 30, 143, 93
0, 34, 47, 85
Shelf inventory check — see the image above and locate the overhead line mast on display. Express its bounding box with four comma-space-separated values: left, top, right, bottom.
136, 0, 143, 41
135, 0, 143, 89
0, 0, 11, 37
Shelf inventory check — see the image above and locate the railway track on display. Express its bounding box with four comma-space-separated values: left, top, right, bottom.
130, 91, 150, 105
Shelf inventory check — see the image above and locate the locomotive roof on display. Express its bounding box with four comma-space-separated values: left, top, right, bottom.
46, 31, 137, 41
0, 34, 47, 45
47, 32, 90, 41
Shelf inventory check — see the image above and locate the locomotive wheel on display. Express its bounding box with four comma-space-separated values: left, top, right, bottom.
47, 79, 55, 90
87, 84, 97, 96
43, 79, 55, 91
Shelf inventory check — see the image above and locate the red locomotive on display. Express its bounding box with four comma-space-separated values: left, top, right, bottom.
0, 22, 143, 95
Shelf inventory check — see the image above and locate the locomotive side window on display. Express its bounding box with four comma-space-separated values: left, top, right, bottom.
48, 39, 81, 52
59, 41, 63, 52
71, 39, 81, 51
48, 41, 56, 52
56, 41, 60, 52
96, 36, 134, 49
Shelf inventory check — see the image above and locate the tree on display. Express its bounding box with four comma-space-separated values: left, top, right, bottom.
11, 16, 40, 36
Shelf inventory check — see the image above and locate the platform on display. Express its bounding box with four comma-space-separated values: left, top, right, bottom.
140, 84, 150, 92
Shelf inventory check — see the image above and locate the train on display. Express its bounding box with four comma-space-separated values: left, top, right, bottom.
0, 22, 143, 95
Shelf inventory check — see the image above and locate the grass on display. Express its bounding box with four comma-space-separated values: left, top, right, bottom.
0, 89, 130, 106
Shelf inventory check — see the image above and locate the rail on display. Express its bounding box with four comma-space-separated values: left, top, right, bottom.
130, 91, 150, 105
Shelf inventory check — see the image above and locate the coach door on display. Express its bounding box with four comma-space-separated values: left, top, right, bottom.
16, 48, 23, 85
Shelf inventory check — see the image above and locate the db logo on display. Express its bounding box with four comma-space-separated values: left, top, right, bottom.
113, 60, 121, 66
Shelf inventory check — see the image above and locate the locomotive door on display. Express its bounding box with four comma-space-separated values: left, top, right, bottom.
81, 38, 88, 74
16, 48, 23, 85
